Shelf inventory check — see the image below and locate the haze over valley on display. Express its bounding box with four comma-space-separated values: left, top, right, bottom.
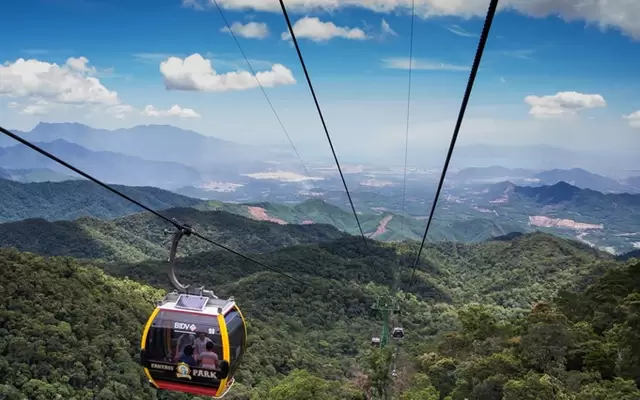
2, 122, 639, 255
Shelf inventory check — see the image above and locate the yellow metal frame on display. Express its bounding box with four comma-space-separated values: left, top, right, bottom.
235, 305, 248, 352
216, 313, 231, 396
141, 307, 161, 388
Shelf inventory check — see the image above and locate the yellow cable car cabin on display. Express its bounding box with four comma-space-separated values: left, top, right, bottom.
140, 292, 247, 398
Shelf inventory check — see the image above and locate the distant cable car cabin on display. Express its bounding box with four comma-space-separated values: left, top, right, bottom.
139, 225, 247, 398
392, 327, 405, 339
371, 336, 381, 347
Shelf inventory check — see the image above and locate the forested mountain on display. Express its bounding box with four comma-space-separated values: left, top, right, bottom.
3, 178, 640, 254
0, 207, 346, 263
0, 179, 201, 223
0, 167, 79, 183
618, 249, 640, 262
0, 179, 525, 245
0, 231, 638, 399
401, 260, 640, 399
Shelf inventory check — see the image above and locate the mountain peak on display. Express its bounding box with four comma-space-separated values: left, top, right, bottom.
31, 122, 95, 136
33, 121, 89, 129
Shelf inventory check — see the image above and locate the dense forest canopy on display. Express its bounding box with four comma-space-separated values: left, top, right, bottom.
1, 152, 638, 400
1, 226, 638, 399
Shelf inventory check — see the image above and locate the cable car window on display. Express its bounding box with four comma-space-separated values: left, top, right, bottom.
146, 310, 223, 368
224, 310, 245, 374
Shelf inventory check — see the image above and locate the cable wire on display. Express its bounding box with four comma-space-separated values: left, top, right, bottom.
399, 0, 415, 242
278, 0, 368, 249
0, 125, 310, 287
408, 0, 500, 285
211, 0, 343, 231
389, 4, 416, 375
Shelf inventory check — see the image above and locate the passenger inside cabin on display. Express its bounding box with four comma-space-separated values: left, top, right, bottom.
175, 333, 195, 362
194, 331, 213, 360
179, 345, 197, 366
199, 341, 219, 369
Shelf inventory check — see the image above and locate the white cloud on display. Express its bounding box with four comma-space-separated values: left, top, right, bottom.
0, 57, 119, 106
281, 17, 369, 42
381, 19, 397, 36
221, 21, 269, 39
381, 57, 469, 71
0, 55, 201, 122
524, 91, 606, 118
446, 24, 476, 37
213, 0, 640, 40
624, 110, 640, 128
159, 53, 296, 92
142, 104, 201, 118
66, 56, 97, 74
22, 99, 56, 116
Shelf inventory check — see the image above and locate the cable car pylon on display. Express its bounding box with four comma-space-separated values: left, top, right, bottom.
371, 296, 399, 349
369, 295, 402, 400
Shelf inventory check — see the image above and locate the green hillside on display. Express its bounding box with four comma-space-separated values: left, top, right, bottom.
0, 208, 347, 263
1, 180, 507, 245
0, 233, 638, 399
0, 167, 80, 183
0, 179, 201, 223
3, 178, 640, 253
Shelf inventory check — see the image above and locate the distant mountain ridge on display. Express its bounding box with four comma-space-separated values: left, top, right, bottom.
3, 122, 270, 171
451, 166, 535, 182
468, 180, 640, 254
533, 167, 635, 193
0, 139, 203, 189
450, 166, 639, 194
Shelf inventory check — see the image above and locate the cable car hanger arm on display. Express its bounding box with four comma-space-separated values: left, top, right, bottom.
164, 223, 193, 292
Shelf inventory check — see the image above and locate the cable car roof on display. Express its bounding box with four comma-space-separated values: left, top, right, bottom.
158, 293, 236, 316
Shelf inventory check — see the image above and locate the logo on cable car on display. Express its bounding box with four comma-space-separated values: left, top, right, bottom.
174, 322, 197, 331
176, 362, 192, 379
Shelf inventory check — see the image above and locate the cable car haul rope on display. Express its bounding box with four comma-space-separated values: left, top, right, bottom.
0, 0, 499, 397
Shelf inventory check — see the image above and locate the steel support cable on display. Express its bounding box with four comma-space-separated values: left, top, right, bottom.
399, 0, 416, 245
388, 6, 416, 385
394, 0, 416, 301
408, 0, 500, 286
210, 0, 344, 230
0, 125, 310, 287
278, 0, 368, 249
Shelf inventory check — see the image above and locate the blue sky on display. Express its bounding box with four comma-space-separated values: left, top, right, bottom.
1, 0, 639, 165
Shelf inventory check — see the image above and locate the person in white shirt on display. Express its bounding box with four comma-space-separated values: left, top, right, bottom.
194, 332, 213, 360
